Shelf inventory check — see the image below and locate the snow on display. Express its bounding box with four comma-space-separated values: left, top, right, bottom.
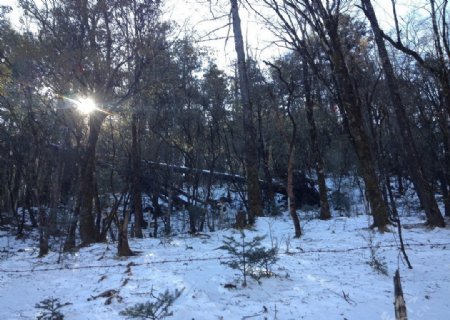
1, 213, 450, 319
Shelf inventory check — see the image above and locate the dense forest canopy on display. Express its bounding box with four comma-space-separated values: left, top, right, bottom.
0, 0, 449, 256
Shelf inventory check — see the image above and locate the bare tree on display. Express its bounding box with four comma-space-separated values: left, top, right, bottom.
361, 0, 445, 227
230, 0, 263, 225
380, 0, 450, 218
262, 0, 390, 230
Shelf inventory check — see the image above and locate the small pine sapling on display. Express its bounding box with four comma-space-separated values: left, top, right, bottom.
218, 231, 278, 286
35, 297, 69, 320
120, 288, 184, 320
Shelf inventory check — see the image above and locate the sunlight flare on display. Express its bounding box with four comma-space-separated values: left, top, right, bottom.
76, 97, 97, 114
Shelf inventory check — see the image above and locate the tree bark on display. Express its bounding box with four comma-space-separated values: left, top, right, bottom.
303, 63, 331, 220
230, 0, 263, 225
131, 112, 143, 238
118, 210, 134, 257
257, 102, 276, 214
326, 24, 390, 230
38, 206, 49, 257
362, 0, 445, 227
287, 142, 302, 238
79, 111, 107, 245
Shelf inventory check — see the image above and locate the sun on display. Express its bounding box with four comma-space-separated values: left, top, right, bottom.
76, 97, 97, 114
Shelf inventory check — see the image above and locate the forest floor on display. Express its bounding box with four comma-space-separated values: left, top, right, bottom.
1, 202, 450, 319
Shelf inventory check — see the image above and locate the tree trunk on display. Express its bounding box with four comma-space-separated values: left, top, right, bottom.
286, 85, 302, 237
325, 21, 390, 230
79, 111, 107, 245
131, 112, 143, 238
230, 0, 263, 225
38, 206, 49, 257
438, 116, 450, 217
287, 143, 302, 238
362, 0, 445, 227
303, 63, 331, 220
118, 210, 134, 257
151, 194, 160, 237
257, 102, 276, 214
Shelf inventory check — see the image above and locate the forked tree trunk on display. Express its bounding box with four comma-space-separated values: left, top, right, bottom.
303, 63, 331, 220
362, 0, 445, 227
230, 0, 263, 225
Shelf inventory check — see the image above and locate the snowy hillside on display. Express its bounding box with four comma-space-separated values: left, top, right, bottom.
1, 212, 449, 320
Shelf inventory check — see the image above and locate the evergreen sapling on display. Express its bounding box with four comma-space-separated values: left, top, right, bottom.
218, 231, 278, 286
120, 288, 184, 320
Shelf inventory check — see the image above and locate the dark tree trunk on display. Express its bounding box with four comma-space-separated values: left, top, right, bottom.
362, 0, 445, 227
64, 192, 80, 252
257, 102, 276, 214
308, 3, 389, 227
38, 206, 49, 257
79, 111, 107, 245
287, 144, 302, 238
438, 117, 450, 217
48, 159, 63, 236
118, 210, 134, 257
131, 113, 143, 238
286, 85, 301, 238
326, 28, 390, 230
151, 194, 160, 237
303, 63, 331, 220
230, 0, 263, 225
94, 180, 102, 241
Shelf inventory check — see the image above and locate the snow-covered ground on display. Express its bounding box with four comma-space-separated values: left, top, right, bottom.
1, 210, 449, 320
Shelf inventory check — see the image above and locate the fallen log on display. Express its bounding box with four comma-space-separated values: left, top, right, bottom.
144, 161, 320, 207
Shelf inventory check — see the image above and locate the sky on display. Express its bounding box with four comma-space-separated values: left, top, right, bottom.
0, 0, 425, 70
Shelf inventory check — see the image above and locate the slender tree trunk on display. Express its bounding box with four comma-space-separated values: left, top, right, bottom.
230, 0, 263, 225
151, 194, 160, 237
64, 190, 80, 252
79, 111, 107, 245
94, 179, 103, 240
257, 103, 276, 214
438, 115, 450, 217
48, 157, 63, 236
362, 0, 445, 227
38, 206, 49, 257
287, 142, 302, 238
131, 112, 143, 238
285, 83, 302, 237
303, 64, 331, 220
